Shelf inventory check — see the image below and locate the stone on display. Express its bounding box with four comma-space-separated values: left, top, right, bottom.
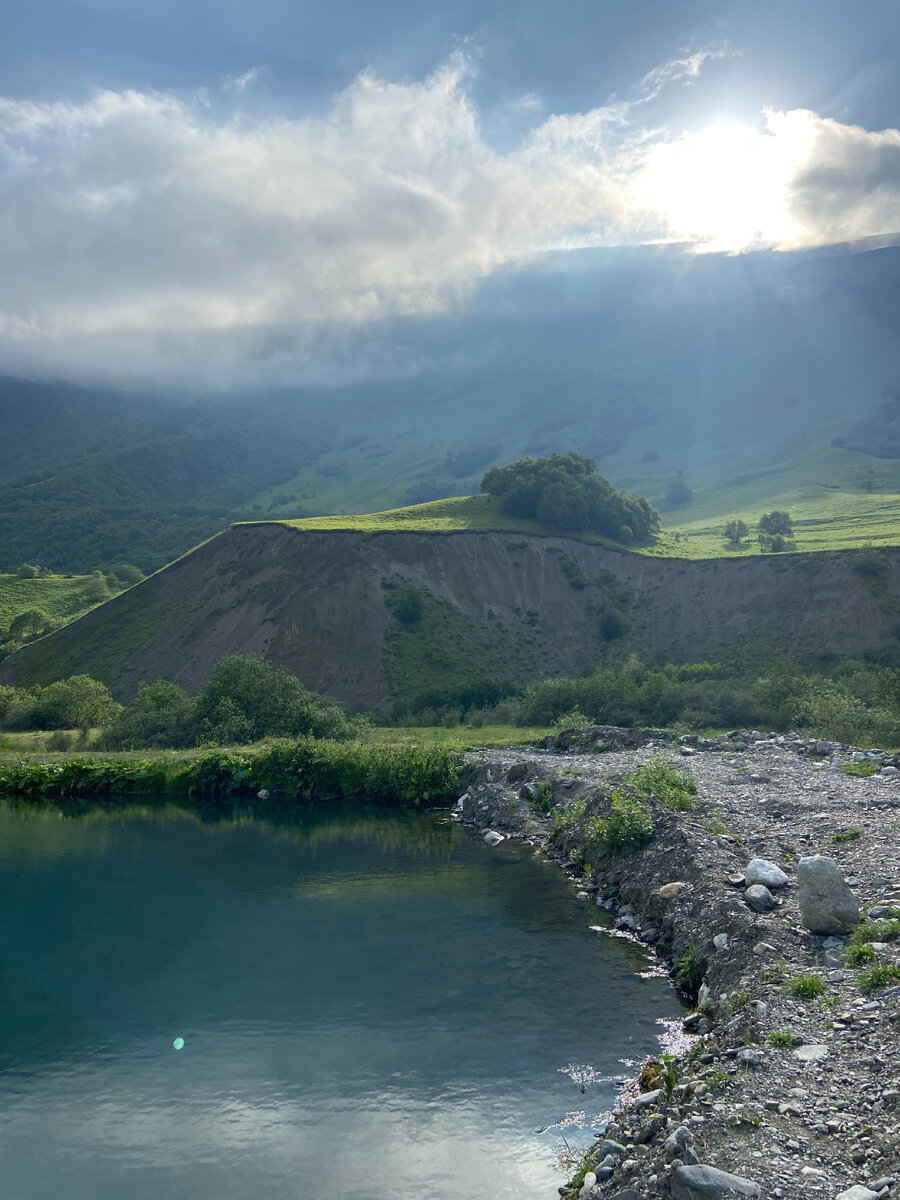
867, 1180, 895, 1194
660, 882, 688, 899
578, 1172, 597, 1198
835, 1189, 879, 1200
744, 858, 789, 889
793, 1044, 829, 1062
737, 1049, 761, 1066
744, 884, 777, 913
506, 763, 528, 783
632, 1088, 663, 1109
713, 934, 729, 950
797, 855, 860, 933
256, 788, 270, 800
671, 1165, 761, 1200
664, 1126, 694, 1159
599, 1140, 627, 1160
482, 830, 505, 846
607, 1191, 639, 1200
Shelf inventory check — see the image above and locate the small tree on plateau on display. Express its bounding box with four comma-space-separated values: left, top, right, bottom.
724, 519, 749, 545
758, 510, 793, 538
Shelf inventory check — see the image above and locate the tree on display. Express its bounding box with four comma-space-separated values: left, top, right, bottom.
662, 480, 693, 510
724, 519, 749, 545
15, 563, 39, 578
102, 679, 197, 749
6, 608, 55, 642
758, 511, 793, 537
195, 654, 354, 743
480, 454, 660, 543
31, 675, 120, 734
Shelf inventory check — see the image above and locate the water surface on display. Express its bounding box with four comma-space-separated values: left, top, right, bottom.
0, 801, 680, 1199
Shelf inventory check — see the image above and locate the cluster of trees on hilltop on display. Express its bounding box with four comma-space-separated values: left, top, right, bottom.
724, 511, 795, 552
481, 453, 661, 543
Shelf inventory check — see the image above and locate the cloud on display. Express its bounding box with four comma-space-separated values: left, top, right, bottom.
0, 53, 899, 382
224, 67, 263, 93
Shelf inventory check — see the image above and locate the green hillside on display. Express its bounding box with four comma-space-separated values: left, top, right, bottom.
0, 571, 128, 654
265, 483, 900, 560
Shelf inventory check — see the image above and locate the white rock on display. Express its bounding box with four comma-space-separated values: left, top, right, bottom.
835, 1188, 879, 1200
713, 933, 729, 950
483, 830, 505, 846
745, 858, 789, 889
578, 1172, 597, 1198
793, 1044, 829, 1062
671, 1165, 761, 1200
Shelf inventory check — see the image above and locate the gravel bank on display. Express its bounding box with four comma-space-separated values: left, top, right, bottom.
456, 728, 900, 1200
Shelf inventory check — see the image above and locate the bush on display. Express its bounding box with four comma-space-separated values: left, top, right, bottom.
584, 791, 653, 855
627, 756, 698, 810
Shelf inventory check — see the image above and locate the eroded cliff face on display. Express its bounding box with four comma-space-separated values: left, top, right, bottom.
2, 524, 897, 706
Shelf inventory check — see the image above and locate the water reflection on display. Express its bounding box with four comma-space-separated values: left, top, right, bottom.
0, 799, 680, 1199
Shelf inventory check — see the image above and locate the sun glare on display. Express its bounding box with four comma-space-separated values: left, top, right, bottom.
634, 112, 816, 252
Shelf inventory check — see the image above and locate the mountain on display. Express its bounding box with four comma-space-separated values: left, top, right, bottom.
3, 520, 898, 709
3, 242, 900, 574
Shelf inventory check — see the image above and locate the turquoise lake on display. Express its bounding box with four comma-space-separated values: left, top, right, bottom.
0, 800, 680, 1199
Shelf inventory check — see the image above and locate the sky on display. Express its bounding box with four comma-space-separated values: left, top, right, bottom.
1, 0, 900, 386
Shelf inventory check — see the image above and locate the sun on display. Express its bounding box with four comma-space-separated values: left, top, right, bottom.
633, 112, 816, 252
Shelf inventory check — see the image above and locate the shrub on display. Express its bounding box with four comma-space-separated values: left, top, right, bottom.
584, 790, 653, 854
626, 756, 698, 810
845, 943, 876, 967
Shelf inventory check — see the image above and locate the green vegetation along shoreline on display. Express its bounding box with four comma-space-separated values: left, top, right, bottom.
0, 737, 462, 808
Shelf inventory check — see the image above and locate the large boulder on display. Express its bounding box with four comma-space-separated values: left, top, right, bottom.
797, 855, 860, 934
671, 1165, 761, 1200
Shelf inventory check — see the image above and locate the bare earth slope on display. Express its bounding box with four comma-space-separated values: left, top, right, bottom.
2, 524, 899, 704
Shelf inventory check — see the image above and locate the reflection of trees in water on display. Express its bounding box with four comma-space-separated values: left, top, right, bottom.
0, 796, 464, 861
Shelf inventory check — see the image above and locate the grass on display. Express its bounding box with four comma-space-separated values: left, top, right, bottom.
785, 973, 827, 999
858, 963, 900, 991
0, 736, 462, 807
831, 827, 863, 843
0, 573, 115, 639
840, 762, 879, 778
674, 941, 704, 994
766, 1031, 796, 1048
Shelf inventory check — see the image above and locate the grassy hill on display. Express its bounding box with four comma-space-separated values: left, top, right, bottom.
0, 572, 127, 653
263, 484, 900, 560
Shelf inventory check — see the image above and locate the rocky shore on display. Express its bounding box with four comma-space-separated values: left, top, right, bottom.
455, 728, 900, 1200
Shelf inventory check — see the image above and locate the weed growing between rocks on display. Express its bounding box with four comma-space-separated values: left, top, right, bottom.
674, 941, 704, 995
625, 755, 698, 810
584, 791, 653, 855
858, 963, 900, 990
784, 972, 827, 999
832, 826, 863, 843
